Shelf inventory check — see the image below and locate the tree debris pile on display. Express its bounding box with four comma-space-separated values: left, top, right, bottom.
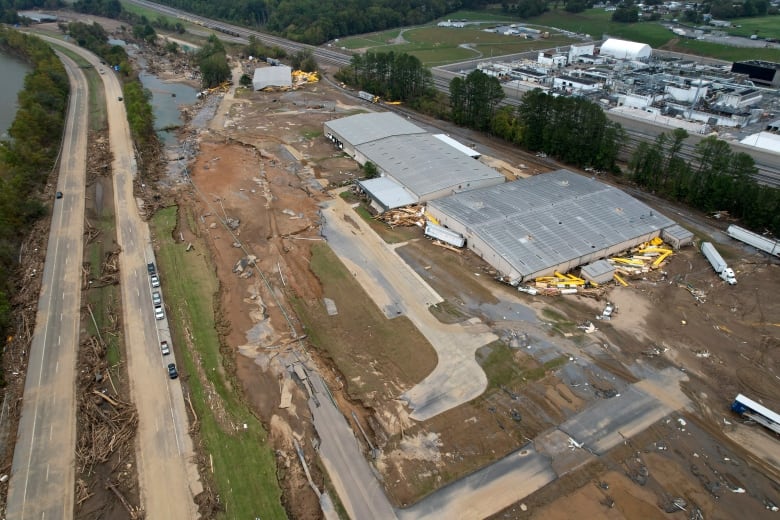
375, 205, 425, 227
74, 324, 141, 518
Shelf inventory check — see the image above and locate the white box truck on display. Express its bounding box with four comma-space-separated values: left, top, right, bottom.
701, 242, 736, 285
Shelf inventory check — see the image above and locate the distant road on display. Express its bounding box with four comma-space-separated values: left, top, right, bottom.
5, 51, 88, 520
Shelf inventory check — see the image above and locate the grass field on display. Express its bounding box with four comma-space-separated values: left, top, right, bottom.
151, 206, 286, 520
291, 244, 436, 403
339, 9, 780, 64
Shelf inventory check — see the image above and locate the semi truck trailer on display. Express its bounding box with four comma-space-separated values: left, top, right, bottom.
701, 241, 737, 285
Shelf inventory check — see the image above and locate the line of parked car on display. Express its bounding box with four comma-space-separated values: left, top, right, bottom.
147, 261, 177, 379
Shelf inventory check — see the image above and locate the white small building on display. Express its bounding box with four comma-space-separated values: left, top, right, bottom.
600, 38, 652, 61
538, 51, 567, 68
252, 65, 292, 90
568, 43, 595, 64
554, 75, 602, 92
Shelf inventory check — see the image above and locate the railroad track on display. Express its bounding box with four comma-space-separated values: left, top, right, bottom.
124, 0, 780, 187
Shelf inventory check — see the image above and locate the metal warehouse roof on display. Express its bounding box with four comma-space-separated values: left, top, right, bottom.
429, 170, 674, 278
358, 177, 417, 210
356, 134, 504, 199
324, 112, 426, 146
433, 134, 481, 158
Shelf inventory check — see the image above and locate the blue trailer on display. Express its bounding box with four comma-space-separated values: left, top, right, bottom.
731, 394, 780, 435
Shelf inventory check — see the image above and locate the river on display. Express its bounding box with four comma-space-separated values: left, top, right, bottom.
0, 51, 31, 139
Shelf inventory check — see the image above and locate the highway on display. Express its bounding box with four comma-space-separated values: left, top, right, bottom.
14, 35, 203, 519
5, 51, 87, 520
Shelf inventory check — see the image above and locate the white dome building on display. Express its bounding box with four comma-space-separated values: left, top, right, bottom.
599, 38, 652, 60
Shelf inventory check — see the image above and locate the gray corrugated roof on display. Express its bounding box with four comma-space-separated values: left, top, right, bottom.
430, 170, 674, 278
325, 112, 426, 146
356, 134, 504, 198
358, 177, 417, 210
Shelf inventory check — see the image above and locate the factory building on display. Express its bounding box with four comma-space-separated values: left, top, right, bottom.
326, 113, 504, 212
356, 133, 504, 208
427, 170, 676, 284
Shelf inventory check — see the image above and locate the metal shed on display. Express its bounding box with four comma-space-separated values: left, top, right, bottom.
252, 65, 292, 90
581, 260, 616, 284
357, 177, 416, 213
661, 224, 694, 250
427, 170, 676, 283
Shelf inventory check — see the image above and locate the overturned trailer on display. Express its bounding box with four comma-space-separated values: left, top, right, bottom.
424, 222, 465, 248
727, 224, 780, 257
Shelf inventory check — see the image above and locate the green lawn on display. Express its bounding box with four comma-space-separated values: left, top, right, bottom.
728, 16, 780, 40
340, 9, 780, 64
151, 206, 286, 520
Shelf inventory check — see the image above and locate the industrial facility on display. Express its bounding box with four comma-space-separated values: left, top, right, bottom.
427, 169, 680, 283
325, 113, 504, 212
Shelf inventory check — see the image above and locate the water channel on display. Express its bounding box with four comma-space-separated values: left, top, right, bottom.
0, 51, 31, 139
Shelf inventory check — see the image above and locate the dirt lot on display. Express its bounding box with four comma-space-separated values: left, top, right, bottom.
154, 49, 780, 519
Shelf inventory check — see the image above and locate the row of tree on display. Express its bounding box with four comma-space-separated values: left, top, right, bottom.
0, 28, 70, 367
630, 129, 780, 235
336, 51, 433, 104
448, 75, 623, 171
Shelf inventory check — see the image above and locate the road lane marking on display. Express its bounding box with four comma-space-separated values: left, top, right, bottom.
55, 361, 59, 373
136, 288, 140, 297
45, 464, 49, 482
62, 292, 65, 301
58, 336, 61, 346
50, 424, 54, 441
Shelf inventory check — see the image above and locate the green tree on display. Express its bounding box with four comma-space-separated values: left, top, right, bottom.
363, 161, 379, 179
449, 70, 504, 131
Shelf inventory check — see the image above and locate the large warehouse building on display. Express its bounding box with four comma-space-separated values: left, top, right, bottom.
427, 170, 676, 283
324, 112, 427, 157
326, 112, 504, 211
599, 38, 652, 61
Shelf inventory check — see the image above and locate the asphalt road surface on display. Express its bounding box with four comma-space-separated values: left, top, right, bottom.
95, 44, 203, 518
27, 35, 202, 518
307, 371, 397, 519
5, 51, 88, 520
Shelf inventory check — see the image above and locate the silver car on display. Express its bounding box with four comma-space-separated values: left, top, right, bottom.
150, 274, 160, 288
154, 305, 164, 320
152, 291, 162, 306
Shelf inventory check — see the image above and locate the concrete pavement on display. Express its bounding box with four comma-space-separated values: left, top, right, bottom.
321, 194, 498, 421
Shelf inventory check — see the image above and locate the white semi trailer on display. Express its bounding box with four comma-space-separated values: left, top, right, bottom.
727, 224, 780, 257
701, 242, 737, 285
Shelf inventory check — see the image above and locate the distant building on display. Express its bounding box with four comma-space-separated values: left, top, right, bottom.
252, 65, 292, 90
568, 43, 595, 64
600, 38, 652, 61
731, 61, 780, 87
554, 75, 602, 92
538, 51, 567, 68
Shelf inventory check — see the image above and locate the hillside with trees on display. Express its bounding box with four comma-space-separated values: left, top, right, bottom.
141, 0, 492, 44
0, 28, 69, 372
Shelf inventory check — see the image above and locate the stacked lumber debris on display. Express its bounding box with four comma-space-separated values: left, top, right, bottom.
375, 205, 425, 228
607, 237, 673, 279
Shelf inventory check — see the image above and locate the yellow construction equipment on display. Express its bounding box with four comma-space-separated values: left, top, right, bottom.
425, 211, 440, 226
638, 246, 673, 267
610, 257, 645, 266
613, 273, 629, 286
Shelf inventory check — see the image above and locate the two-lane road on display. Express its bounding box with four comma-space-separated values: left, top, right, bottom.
6, 51, 88, 520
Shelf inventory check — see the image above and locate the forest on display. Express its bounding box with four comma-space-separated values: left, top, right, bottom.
142, 0, 491, 44
630, 129, 780, 235
0, 28, 69, 369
